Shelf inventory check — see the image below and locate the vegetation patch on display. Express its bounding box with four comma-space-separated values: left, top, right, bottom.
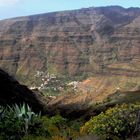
81, 103, 140, 139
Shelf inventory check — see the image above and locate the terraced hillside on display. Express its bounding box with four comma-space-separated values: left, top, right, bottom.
0, 6, 140, 86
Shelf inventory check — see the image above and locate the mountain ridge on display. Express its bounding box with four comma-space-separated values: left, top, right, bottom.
0, 5, 140, 21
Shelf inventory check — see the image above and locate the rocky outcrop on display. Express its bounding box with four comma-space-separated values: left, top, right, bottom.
0, 68, 48, 113
0, 6, 140, 85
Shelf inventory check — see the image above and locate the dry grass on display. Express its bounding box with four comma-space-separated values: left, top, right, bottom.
77, 75, 140, 103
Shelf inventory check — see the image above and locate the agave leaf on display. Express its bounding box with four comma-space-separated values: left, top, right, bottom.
15, 104, 21, 114
21, 103, 26, 115
27, 104, 31, 112
14, 104, 22, 118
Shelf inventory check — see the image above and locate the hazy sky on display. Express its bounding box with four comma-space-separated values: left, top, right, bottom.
0, 0, 140, 20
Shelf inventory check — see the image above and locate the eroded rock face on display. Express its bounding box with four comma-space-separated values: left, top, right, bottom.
0, 68, 48, 113
0, 6, 140, 85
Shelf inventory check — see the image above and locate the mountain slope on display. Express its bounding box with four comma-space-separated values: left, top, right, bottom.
0, 6, 140, 85
0, 68, 48, 113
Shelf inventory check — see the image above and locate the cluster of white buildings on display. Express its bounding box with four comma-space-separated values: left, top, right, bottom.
30, 71, 80, 93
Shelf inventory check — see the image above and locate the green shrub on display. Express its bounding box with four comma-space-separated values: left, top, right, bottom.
39, 115, 67, 137
39, 115, 81, 139
0, 106, 25, 140
0, 104, 81, 139
81, 103, 140, 139
0, 104, 41, 139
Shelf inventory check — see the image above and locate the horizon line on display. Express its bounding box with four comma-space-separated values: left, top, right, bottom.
0, 5, 140, 21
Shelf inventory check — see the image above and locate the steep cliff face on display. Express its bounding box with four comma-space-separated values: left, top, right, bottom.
0, 6, 140, 85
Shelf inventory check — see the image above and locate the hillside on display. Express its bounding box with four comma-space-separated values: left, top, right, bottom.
0, 68, 48, 113
0, 6, 140, 86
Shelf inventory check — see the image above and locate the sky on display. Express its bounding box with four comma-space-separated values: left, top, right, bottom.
0, 0, 140, 20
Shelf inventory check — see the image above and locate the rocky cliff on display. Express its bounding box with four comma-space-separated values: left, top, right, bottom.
0, 6, 140, 85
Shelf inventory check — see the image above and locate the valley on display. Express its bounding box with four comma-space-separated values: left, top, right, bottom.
1, 6, 140, 139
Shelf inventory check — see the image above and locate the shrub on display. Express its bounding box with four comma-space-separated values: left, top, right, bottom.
0, 104, 81, 139
0, 104, 41, 139
0, 106, 25, 140
39, 115, 67, 137
9, 104, 40, 134
80, 103, 140, 139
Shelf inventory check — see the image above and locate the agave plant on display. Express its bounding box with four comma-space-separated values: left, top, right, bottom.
8, 103, 40, 134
